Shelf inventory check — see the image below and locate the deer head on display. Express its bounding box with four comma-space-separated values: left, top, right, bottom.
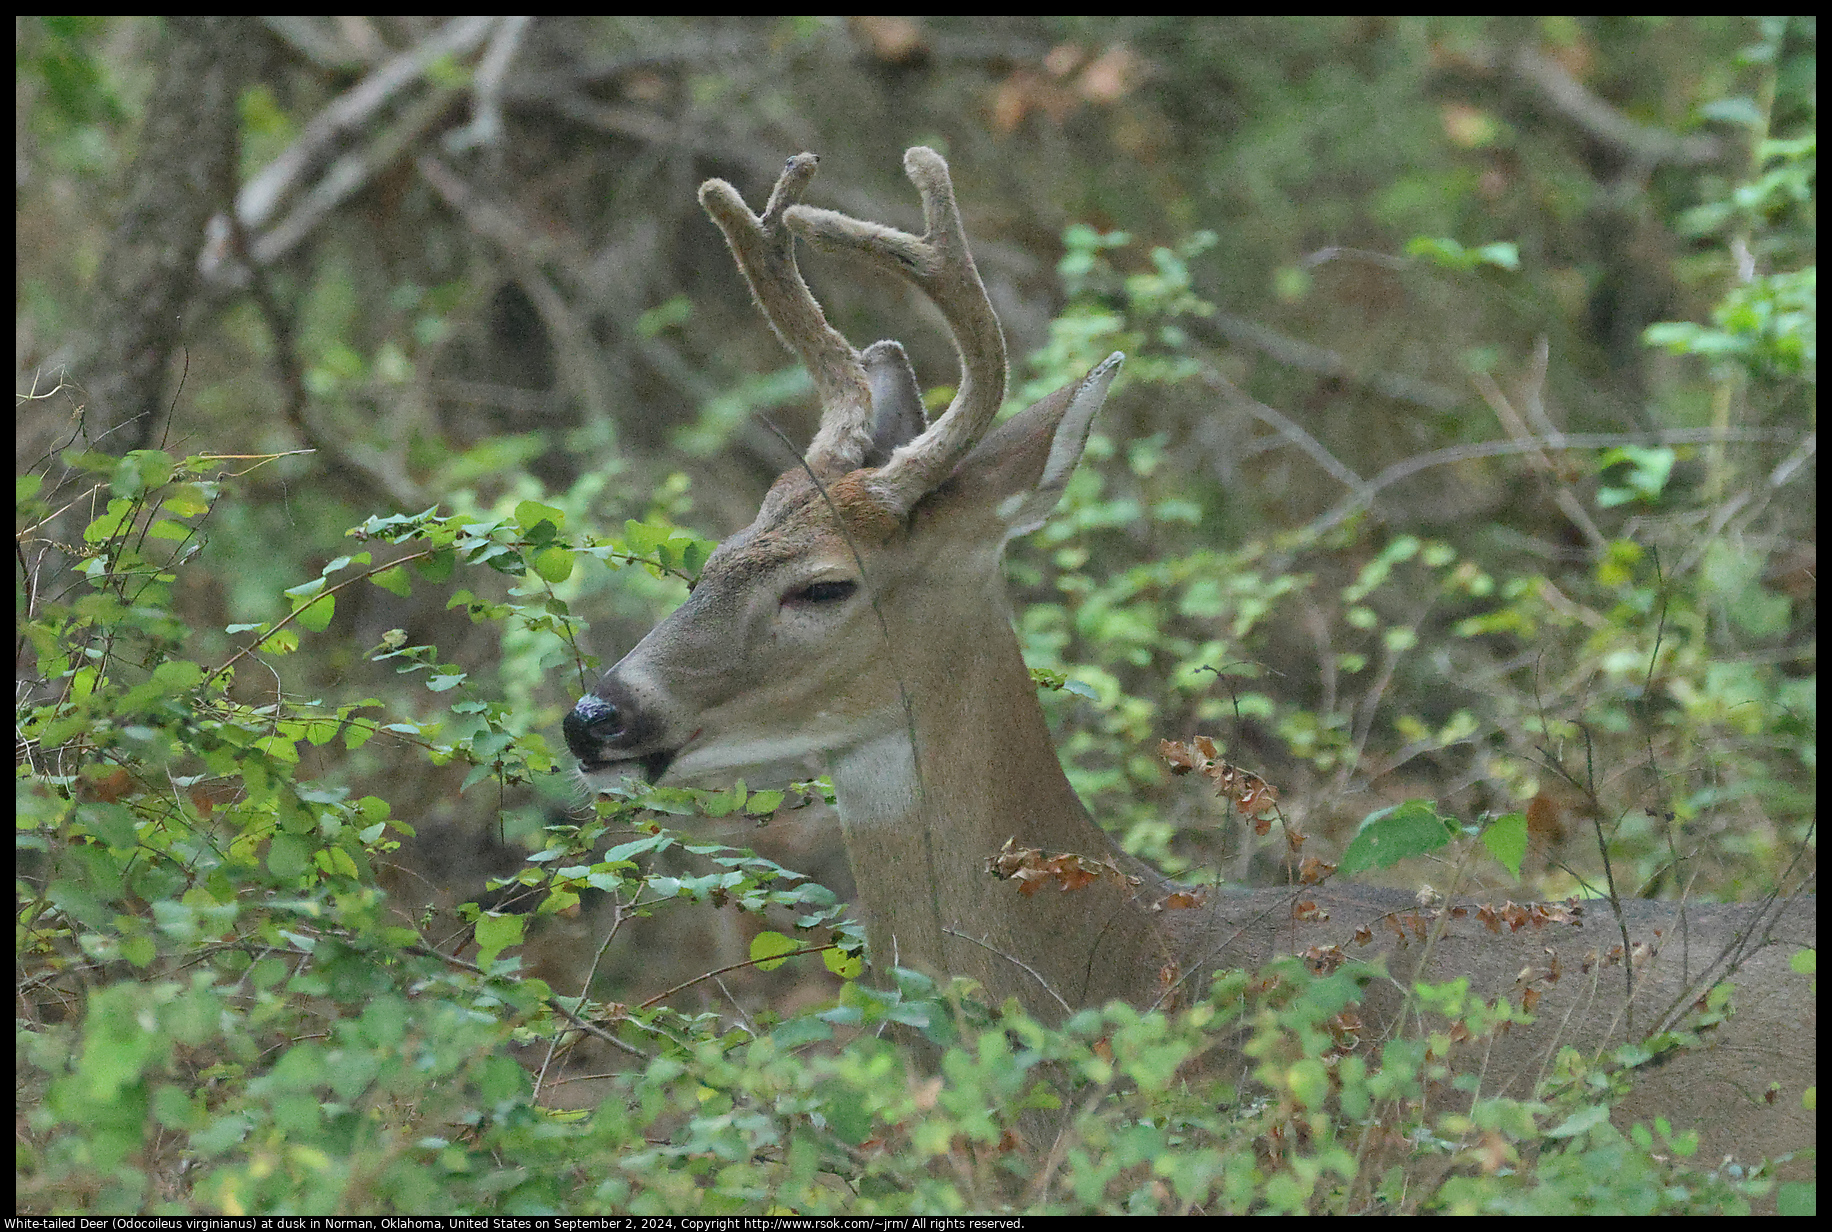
563, 146, 1122, 851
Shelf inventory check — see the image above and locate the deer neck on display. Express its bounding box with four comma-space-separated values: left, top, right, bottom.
826, 588, 1170, 1017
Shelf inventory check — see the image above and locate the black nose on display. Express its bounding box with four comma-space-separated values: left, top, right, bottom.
563, 693, 622, 761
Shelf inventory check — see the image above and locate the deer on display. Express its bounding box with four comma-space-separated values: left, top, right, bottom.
563, 147, 1814, 1186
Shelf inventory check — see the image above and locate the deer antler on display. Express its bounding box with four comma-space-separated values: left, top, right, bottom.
785, 147, 1008, 515
698, 154, 875, 477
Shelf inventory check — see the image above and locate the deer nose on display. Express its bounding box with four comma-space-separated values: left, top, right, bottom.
563, 693, 623, 760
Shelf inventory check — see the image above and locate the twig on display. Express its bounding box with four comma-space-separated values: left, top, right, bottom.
236, 16, 497, 234
1470, 348, 1607, 555
1198, 362, 1367, 493
416, 154, 618, 425
1507, 45, 1724, 169
1196, 312, 1464, 413
444, 15, 532, 153
253, 83, 465, 266
943, 928, 1072, 1014
404, 941, 647, 1058
1302, 428, 1790, 541
638, 943, 838, 1010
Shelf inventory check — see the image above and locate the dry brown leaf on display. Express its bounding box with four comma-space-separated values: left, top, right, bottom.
1298, 855, 1335, 885
1160, 738, 1203, 774
1304, 944, 1348, 975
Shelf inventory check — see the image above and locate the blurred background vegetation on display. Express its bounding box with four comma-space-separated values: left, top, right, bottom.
15, 16, 1815, 1212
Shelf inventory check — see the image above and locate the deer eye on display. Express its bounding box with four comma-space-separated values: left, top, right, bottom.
784, 579, 857, 606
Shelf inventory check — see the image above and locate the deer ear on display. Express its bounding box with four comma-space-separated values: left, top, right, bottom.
861, 340, 928, 467
949, 353, 1123, 538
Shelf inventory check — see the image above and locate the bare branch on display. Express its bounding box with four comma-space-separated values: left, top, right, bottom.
1510, 45, 1725, 169
227, 15, 498, 267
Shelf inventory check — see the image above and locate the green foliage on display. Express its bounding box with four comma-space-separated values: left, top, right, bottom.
1645, 21, 1815, 385
19, 426, 1803, 1214
1646, 266, 1815, 379
22, 380, 1813, 1216
1404, 237, 1521, 273
1006, 119, 1812, 895
18, 16, 131, 159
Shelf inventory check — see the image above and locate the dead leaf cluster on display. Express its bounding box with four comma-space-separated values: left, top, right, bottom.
1474, 898, 1584, 933
1160, 736, 1297, 845
1335, 896, 1592, 951
985, 837, 1141, 898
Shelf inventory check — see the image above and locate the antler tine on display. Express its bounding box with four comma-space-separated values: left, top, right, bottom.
698, 154, 874, 476
784, 147, 1008, 515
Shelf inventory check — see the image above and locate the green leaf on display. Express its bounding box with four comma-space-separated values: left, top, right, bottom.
1480, 812, 1528, 880
531, 545, 573, 584
290, 591, 335, 633
1595, 445, 1675, 507
622, 518, 671, 554
770, 1014, 834, 1049
602, 832, 676, 864
1700, 95, 1765, 127
1777, 1180, 1817, 1216
636, 294, 692, 338
1472, 242, 1520, 271
145, 518, 192, 541
749, 930, 799, 972
746, 789, 786, 815
474, 911, 525, 969
1545, 1101, 1611, 1139
83, 498, 133, 543
701, 780, 748, 817
369, 564, 412, 597
816, 1080, 875, 1146
152, 659, 202, 691
1338, 800, 1457, 875
513, 500, 565, 535
416, 549, 455, 583
1405, 236, 1518, 273
267, 832, 311, 880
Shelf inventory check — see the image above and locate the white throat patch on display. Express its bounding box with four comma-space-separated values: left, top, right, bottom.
827, 728, 921, 826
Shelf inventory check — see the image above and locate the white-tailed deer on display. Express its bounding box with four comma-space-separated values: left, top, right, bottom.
564, 148, 1814, 1179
